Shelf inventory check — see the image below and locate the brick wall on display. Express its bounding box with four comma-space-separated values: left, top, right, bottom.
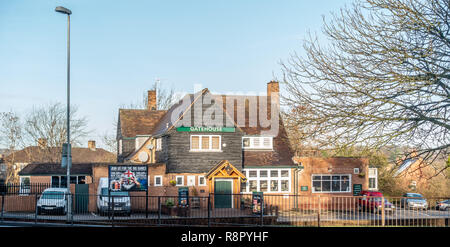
295, 157, 369, 196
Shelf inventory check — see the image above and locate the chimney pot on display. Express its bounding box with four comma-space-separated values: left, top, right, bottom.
148, 90, 157, 110
88, 140, 96, 151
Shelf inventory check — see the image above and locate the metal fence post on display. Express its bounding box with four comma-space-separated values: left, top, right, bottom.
260, 195, 264, 227
111, 195, 115, 227
35, 193, 38, 224
158, 196, 161, 226
146, 190, 149, 219
317, 195, 321, 227
207, 194, 211, 227
381, 197, 385, 227
71, 193, 74, 225
1, 193, 4, 222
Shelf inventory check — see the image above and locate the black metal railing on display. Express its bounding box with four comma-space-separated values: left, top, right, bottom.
1, 190, 449, 227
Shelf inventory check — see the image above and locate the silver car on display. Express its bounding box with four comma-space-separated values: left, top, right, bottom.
401, 193, 428, 210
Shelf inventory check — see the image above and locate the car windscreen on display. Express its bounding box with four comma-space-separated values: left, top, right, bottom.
101, 188, 128, 197
41, 191, 65, 200
407, 194, 423, 198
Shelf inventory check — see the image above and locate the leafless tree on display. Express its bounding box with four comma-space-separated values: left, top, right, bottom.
281, 0, 450, 171
100, 116, 118, 154
23, 102, 90, 148
0, 111, 24, 183
121, 80, 179, 110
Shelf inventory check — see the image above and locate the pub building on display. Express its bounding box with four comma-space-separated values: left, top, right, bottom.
112, 81, 372, 208
15, 81, 372, 211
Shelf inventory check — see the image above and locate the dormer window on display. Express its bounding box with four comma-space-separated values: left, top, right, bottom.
242, 137, 273, 150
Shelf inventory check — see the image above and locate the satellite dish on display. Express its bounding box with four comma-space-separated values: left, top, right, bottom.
138, 152, 149, 163
147, 144, 154, 150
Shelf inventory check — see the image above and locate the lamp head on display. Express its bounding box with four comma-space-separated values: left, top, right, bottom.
55, 6, 72, 15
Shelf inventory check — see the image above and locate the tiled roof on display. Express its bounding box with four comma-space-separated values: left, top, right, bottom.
18, 162, 93, 176
118, 87, 296, 168
118, 109, 167, 138
154, 89, 296, 168
4, 146, 116, 164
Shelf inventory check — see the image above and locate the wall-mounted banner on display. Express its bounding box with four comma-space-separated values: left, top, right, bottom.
176, 126, 235, 132
108, 165, 148, 191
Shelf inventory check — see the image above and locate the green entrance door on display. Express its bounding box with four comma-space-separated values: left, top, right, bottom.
75, 184, 89, 213
214, 180, 232, 208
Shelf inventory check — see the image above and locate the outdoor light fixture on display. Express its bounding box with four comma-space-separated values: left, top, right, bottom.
55, 6, 72, 15
55, 5, 72, 223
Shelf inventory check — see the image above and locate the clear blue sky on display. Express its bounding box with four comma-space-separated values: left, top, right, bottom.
0, 0, 353, 149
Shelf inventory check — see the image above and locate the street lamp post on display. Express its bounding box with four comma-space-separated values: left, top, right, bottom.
55, 6, 72, 223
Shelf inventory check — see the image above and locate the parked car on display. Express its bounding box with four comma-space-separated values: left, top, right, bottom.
356, 191, 396, 213
401, 193, 428, 210
435, 199, 450, 211
37, 188, 69, 215
96, 177, 131, 216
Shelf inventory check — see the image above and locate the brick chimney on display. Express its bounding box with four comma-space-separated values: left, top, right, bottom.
88, 140, 96, 151
147, 90, 157, 110
37, 138, 47, 149
267, 81, 280, 104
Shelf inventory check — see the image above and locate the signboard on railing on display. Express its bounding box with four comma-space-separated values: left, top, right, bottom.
353, 184, 362, 196
108, 165, 148, 191
252, 192, 263, 214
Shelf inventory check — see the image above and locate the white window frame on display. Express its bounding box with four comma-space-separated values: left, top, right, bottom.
311, 174, 352, 193
156, 138, 162, 151
135, 136, 149, 150
198, 176, 206, 186
187, 175, 196, 186
154, 176, 163, 187
175, 176, 184, 186
242, 136, 273, 150
19, 176, 31, 195
368, 168, 378, 191
190, 135, 222, 152
241, 169, 291, 194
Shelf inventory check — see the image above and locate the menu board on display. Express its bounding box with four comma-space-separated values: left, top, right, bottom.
353, 184, 362, 196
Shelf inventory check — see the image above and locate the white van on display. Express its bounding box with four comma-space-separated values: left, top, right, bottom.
97, 177, 131, 216
37, 188, 69, 215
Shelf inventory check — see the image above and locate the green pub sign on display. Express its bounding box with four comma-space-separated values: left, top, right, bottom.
353, 184, 362, 196
301, 186, 308, 191
176, 126, 235, 132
